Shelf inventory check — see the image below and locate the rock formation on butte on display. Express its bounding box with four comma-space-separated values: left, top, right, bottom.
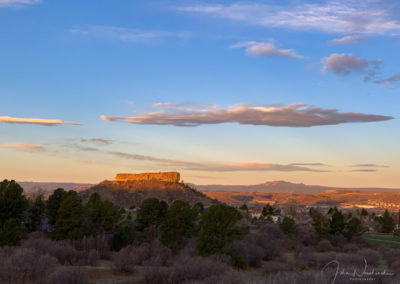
80, 172, 215, 208
115, 172, 180, 183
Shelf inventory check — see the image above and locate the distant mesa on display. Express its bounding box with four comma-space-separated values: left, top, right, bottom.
115, 172, 180, 183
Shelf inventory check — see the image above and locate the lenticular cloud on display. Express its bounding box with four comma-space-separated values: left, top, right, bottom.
101, 103, 393, 127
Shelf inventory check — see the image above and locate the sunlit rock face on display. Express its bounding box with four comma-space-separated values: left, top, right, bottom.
115, 172, 180, 183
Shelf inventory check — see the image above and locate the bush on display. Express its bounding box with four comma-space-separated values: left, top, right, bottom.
343, 243, 359, 253
227, 240, 264, 268
316, 252, 337, 269
264, 260, 294, 274
112, 246, 135, 272
317, 239, 333, 252
48, 243, 80, 265
170, 256, 230, 283
358, 248, 380, 267
45, 266, 87, 284
0, 248, 57, 284
143, 266, 171, 284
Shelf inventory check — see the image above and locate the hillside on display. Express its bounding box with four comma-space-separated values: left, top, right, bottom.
80, 179, 216, 208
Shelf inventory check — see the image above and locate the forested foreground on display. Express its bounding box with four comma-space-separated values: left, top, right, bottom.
1, 179, 400, 284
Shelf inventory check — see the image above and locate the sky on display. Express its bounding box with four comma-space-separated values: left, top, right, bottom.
1, 0, 400, 187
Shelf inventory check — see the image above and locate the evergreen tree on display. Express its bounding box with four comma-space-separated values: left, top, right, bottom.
361, 208, 369, 217
329, 208, 345, 235
26, 195, 46, 232
85, 193, 122, 236
136, 198, 168, 230
381, 210, 394, 233
312, 212, 330, 239
160, 200, 196, 251
344, 217, 364, 239
53, 191, 86, 240
111, 225, 135, 251
0, 180, 28, 228
0, 218, 22, 246
196, 204, 248, 256
262, 204, 275, 217
280, 216, 296, 237
193, 202, 204, 216
46, 188, 67, 227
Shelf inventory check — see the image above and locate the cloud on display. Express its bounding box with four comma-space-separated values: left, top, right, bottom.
70, 25, 188, 42
374, 74, 400, 86
350, 169, 378, 172
230, 41, 304, 59
177, 1, 400, 34
0, 0, 40, 7
108, 151, 328, 173
81, 138, 112, 146
0, 116, 82, 126
101, 103, 393, 128
329, 35, 366, 45
290, 163, 330, 167
1, 142, 44, 152
323, 53, 382, 81
352, 164, 388, 168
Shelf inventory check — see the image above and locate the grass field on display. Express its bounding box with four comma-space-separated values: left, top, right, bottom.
364, 233, 400, 248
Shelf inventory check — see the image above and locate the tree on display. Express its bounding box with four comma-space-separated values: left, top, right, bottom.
280, 216, 296, 237
111, 226, 135, 251
160, 200, 196, 251
0, 180, 28, 228
193, 202, 204, 216
85, 193, 122, 236
361, 208, 369, 217
381, 210, 394, 233
53, 191, 86, 240
312, 212, 330, 239
240, 204, 248, 211
136, 198, 168, 230
330, 208, 345, 235
196, 204, 248, 256
0, 218, 22, 246
262, 204, 275, 217
344, 217, 363, 239
26, 195, 46, 232
46, 188, 67, 227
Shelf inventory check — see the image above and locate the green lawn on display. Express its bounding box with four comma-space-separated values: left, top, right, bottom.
364, 233, 400, 248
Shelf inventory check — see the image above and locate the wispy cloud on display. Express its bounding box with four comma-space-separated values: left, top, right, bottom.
108, 151, 328, 173
230, 41, 304, 59
70, 25, 188, 42
350, 163, 388, 172
1, 142, 44, 152
0, 116, 82, 126
0, 0, 40, 8
322, 53, 382, 81
352, 164, 388, 168
81, 138, 112, 146
177, 1, 400, 34
101, 103, 393, 128
329, 35, 366, 45
374, 74, 400, 86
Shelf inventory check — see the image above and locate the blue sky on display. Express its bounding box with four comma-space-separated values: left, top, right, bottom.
1, 0, 400, 187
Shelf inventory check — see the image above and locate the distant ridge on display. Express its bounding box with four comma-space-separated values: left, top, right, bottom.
193, 180, 400, 194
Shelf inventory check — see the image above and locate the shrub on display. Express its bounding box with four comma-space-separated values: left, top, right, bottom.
343, 243, 359, 253
169, 256, 230, 283
45, 266, 87, 284
264, 260, 294, 274
48, 243, 80, 265
227, 240, 264, 268
317, 239, 333, 252
358, 248, 380, 267
0, 248, 57, 284
316, 252, 337, 269
143, 266, 171, 284
112, 246, 135, 272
